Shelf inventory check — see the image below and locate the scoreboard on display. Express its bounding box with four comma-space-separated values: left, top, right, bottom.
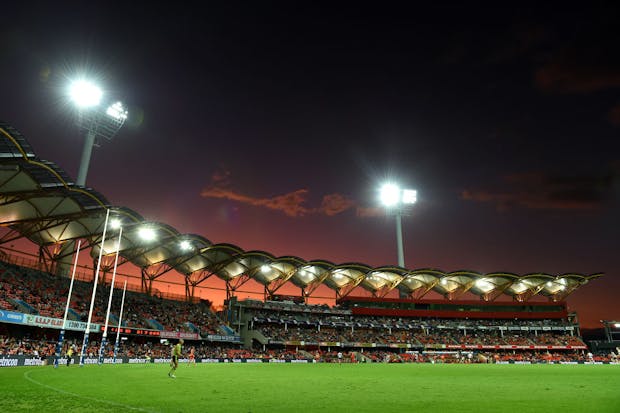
101, 326, 161, 337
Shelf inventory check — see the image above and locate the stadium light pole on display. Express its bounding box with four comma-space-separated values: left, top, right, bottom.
68, 79, 128, 186
55, 80, 129, 277
380, 183, 417, 269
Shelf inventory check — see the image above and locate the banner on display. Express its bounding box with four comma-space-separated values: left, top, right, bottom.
446, 344, 587, 350
350, 342, 376, 348
205, 334, 242, 343
160, 331, 200, 340
0, 310, 23, 324
66, 319, 101, 332
23, 314, 100, 332
0, 356, 45, 367
2, 356, 611, 367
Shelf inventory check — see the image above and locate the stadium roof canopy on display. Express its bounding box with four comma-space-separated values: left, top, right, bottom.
0, 122, 603, 302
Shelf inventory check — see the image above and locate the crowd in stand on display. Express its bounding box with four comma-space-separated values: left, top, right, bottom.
244, 300, 588, 349
252, 319, 587, 348
357, 349, 618, 364
1, 260, 618, 366
1, 321, 619, 364
0, 332, 309, 362
0, 262, 223, 336
0, 334, 55, 357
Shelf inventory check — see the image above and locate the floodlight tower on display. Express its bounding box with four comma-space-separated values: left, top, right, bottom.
380, 183, 417, 286
54, 80, 128, 277
69, 79, 128, 186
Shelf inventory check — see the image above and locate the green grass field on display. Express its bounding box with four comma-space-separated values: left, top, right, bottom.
0, 363, 619, 412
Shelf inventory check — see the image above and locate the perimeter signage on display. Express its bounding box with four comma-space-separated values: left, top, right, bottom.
23, 314, 100, 332
0, 310, 23, 324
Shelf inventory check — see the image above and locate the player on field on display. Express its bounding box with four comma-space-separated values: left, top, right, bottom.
168, 339, 184, 378
189, 346, 196, 366
66, 345, 74, 367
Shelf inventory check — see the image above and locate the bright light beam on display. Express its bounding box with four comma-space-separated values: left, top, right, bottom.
380, 183, 401, 207
69, 80, 103, 108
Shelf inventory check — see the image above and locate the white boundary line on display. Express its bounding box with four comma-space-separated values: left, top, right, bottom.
23, 369, 157, 412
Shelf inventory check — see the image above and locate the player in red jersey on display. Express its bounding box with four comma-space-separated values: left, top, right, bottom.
189, 346, 196, 366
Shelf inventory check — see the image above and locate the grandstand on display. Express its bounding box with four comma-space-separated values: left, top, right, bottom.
0, 121, 614, 366
231, 295, 595, 362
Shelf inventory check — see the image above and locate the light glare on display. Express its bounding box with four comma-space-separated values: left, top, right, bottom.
402, 189, 417, 204
69, 80, 102, 108
513, 282, 527, 293
380, 183, 401, 206
109, 218, 122, 229
476, 279, 493, 292
106, 101, 128, 120
138, 227, 156, 241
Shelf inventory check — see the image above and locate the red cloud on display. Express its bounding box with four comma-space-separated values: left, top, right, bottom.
319, 193, 356, 216
200, 187, 313, 217
201, 169, 389, 218
200, 187, 359, 217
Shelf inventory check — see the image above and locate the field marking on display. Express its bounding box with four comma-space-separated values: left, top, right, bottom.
23, 369, 157, 412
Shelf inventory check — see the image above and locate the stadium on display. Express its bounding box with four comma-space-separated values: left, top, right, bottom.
1, 119, 619, 413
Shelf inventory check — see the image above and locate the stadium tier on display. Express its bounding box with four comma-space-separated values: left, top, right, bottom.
0, 259, 618, 366
232, 296, 587, 351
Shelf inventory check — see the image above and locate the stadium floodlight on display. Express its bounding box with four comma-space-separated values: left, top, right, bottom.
55, 77, 129, 289
138, 227, 157, 242
379, 183, 418, 290
109, 218, 123, 229
69, 80, 102, 108
106, 101, 128, 121
476, 279, 494, 293
402, 189, 418, 204
68, 77, 129, 186
513, 282, 527, 293
380, 184, 401, 207
179, 240, 193, 251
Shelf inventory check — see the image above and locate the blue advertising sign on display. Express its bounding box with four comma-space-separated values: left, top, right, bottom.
0, 310, 24, 324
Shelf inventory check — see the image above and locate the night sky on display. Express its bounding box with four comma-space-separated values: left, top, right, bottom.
1, 3, 619, 327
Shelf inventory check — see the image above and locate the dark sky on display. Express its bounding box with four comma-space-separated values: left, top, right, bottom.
1, 2, 619, 327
